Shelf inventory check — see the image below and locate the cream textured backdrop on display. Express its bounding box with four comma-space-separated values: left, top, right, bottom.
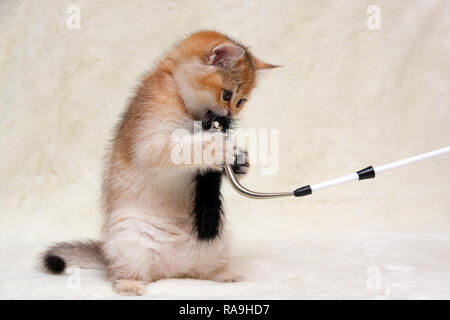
0, 0, 449, 299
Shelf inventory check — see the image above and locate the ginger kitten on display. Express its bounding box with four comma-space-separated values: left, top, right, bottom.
41, 31, 276, 296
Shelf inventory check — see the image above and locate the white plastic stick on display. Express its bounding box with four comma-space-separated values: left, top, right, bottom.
374, 146, 450, 174
311, 173, 358, 192
300, 146, 450, 196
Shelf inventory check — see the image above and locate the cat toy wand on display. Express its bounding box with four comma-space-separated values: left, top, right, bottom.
211, 121, 450, 199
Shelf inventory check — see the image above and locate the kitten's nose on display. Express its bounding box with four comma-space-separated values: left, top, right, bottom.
215, 107, 228, 117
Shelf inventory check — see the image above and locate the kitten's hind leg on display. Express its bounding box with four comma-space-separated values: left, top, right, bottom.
112, 279, 148, 296
213, 267, 243, 283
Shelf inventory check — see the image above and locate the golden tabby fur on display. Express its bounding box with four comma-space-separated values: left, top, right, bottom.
42, 31, 276, 296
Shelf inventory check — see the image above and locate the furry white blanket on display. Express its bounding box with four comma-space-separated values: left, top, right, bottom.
2, 233, 450, 299
0, 0, 449, 299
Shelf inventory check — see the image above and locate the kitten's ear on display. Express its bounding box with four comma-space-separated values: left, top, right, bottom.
208, 44, 245, 69
252, 56, 279, 71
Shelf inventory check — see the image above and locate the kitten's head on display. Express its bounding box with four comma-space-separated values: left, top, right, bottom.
173, 31, 278, 120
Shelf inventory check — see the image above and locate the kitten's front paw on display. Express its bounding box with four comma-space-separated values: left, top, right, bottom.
112, 279, 148, 296
231, 148, 249, 176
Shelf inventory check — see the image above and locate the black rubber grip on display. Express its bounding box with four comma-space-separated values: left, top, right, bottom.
294, 185, 312, 197
357, 166, 375, 180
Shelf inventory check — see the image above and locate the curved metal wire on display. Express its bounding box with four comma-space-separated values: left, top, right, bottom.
211, 121, 294, 199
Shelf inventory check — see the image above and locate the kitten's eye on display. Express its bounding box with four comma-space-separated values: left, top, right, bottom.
236, 98, 246, 108
222, 89, 232, 101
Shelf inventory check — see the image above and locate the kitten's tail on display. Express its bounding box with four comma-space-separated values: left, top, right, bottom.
41, 240, 105, 274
